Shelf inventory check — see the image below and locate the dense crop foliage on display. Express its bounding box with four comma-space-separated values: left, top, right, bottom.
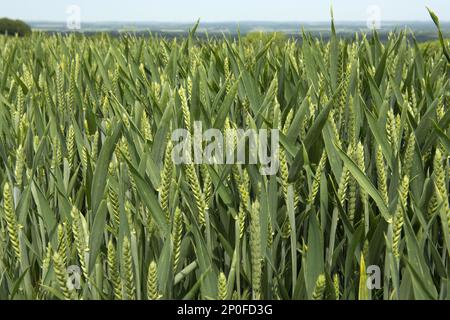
0, 14, 449, 300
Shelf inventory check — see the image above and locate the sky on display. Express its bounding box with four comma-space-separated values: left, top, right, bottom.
1, 0, 449, 22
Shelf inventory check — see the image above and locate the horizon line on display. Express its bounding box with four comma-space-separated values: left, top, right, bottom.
24, 19, 450, 24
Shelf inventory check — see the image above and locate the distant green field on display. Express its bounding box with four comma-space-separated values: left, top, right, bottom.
26, 20, 450, 42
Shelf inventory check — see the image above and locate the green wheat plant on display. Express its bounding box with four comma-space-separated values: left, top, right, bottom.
0, 9, 448, 300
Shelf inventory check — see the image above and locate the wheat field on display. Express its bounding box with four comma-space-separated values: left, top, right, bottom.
0, 10, 449, 300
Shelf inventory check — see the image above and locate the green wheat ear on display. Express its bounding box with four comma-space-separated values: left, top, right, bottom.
386, 109, 397, 150
201, 164, 212, 206
141, 110, 153, 142
14, 144, 25, 187
278, 107, 291, 206
337, 65, 350, 128
333, 274, 340, 300
217, 272, 228, 300
120, 138, 137, 195
91, 131, 99, 160
237, 169, 250, 239
312, 274, 326, 300
179, 87, 192, 134
376, 145, 389, 206
3, 182, 20, 260
57, 223, 67, 266
107, 239, 122, 300
184, 161, 206, 226
392, 175, 410, 258
337, 146, 352, 208
40, 243, 53, 299
430, 148, 449, 228
348, 145, 357, 225
66, 124, 75, 165
53, 251, 71, 300
71, 206, 88, 279
81, 145, 88, 180
42, 242, 52, 274
267, 214, 274, 248
250, 200, 261, 300
355, 142, 368, 208
329, 110, 342, 149
172, 207, 183, 273
107, 164, 120, 233
309, 151, 327, 205
402, 132, 416, 177
433, 148, 447, 200
279, 146, 289, 203
122, 236, 135, 300
147, 261, 160, 300
160, 138, 173, 223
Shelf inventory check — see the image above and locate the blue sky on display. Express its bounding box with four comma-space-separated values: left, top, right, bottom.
1, 0, 449, 22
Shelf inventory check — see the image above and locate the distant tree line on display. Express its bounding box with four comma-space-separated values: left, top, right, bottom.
0, 18, 31, 36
